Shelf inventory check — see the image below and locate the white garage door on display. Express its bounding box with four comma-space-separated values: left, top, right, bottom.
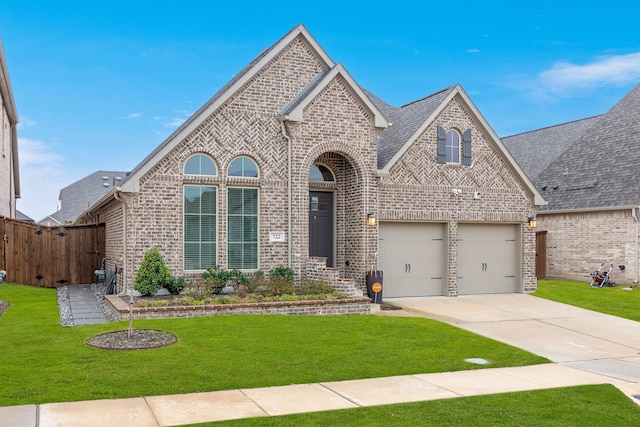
379, 222, 446, 297
457, 224, 520, 294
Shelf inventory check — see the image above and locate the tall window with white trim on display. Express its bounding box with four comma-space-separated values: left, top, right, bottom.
183, 154, 217, 270
227, 156, 259, 270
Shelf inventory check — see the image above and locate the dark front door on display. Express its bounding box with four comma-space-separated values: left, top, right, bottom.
309, 191, 334, 267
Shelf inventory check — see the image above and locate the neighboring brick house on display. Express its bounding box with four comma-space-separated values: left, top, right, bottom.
0, 39, 20, 219
79, 25, 543, 297
39, 170, 127, 225
503, 83, 640, 285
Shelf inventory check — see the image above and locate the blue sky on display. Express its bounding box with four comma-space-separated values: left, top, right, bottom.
3, 1, 640, 221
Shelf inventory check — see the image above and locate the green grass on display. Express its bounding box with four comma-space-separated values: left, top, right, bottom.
533, 279, 640, 321
0, 284, 547, 406
184, 384, 640, 426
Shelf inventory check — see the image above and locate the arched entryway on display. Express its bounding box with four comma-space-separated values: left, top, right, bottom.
306, 151, 371, 279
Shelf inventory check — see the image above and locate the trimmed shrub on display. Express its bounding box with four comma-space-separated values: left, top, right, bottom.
134, 248, 173, 296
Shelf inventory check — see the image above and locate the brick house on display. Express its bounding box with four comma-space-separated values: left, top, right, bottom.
503, 84, 640, 285
39, 170, 127, 226
79, 25, 543, 297
0, 39, 20, 219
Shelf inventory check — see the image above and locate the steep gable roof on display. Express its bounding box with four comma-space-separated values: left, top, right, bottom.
511, 83, 640, 212
281, 63, 388, 128
373, 86, 456, 170
120, 24, 333, 193
373, 84, 544, 205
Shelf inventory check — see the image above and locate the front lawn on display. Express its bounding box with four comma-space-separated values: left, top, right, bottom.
533, 279, 640, 321
0, 284, 547, 406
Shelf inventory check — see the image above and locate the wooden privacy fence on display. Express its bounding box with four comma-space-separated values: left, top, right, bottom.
0, 217, 105, 287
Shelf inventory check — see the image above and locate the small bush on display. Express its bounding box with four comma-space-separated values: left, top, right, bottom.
166, 276, 186, 295
151, 300, 169, 307
295, 280, 334, 296
173, 295, 198, 306
235, 285, 250, 299
135, 248, 174, 296
201, 266, 229, 295
269, 265, 294, 282
264, 275, 295, 296
228, 269, 249, 290
247, 270, 266, 292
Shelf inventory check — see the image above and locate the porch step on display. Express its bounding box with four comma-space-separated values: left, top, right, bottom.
306, 257, 365, 298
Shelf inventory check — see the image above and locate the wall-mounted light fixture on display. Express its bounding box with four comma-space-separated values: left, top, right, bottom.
367, 213, 377, 226
528, 216, 537, 229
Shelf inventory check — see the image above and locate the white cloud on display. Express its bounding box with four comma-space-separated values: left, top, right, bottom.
16, 138, 76, 221
467, 49, 481, 53
164, 117, 186, 128
17, 116, 37, 130
122, 112, 142, 119
162, 109, 191, 129
535, 52, 640, 99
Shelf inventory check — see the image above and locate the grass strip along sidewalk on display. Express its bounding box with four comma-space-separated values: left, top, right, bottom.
184, 384, 639, 427
0, 283, 548, 406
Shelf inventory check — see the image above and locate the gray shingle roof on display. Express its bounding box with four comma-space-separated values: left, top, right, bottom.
56, 171, 128, 223
15, 210, 34, 223
371, 86, 456, 169
502, 116, 602, 182
503, 82, 640, 212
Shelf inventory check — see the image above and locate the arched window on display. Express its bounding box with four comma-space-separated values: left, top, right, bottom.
446, 130, 460, 164
228, 156, 259, 178
184, 154, 217, 176
309, 164, 335, 182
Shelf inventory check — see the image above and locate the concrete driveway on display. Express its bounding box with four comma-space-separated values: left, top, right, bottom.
385, 293, 640, 385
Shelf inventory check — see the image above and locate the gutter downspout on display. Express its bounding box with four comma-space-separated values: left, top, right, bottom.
279, 118, 292, 269
633, 207, 639, 285
114, 189, 134, 338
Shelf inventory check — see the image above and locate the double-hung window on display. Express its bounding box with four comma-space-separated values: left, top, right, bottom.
446, 130, 460, 164
227, 156, 259, 270
183, 154, 217, 270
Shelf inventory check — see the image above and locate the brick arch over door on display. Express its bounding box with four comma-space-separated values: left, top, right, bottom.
300, 147, 376, 281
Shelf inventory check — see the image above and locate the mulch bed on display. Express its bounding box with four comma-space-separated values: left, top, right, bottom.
87, 329, 177, 350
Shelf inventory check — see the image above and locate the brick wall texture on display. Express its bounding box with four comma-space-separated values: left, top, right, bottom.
538, 210, 638, 284
91, 32, 539, 297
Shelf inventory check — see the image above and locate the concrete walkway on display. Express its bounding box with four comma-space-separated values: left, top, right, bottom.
3, 294, 640, 426
67, 284, 108, 325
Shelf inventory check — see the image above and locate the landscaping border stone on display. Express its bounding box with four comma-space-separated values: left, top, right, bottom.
105, 294, 371, 320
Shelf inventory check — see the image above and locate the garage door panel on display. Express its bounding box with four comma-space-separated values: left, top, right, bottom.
379, 223, 446, 298
457, 224, 520, 295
